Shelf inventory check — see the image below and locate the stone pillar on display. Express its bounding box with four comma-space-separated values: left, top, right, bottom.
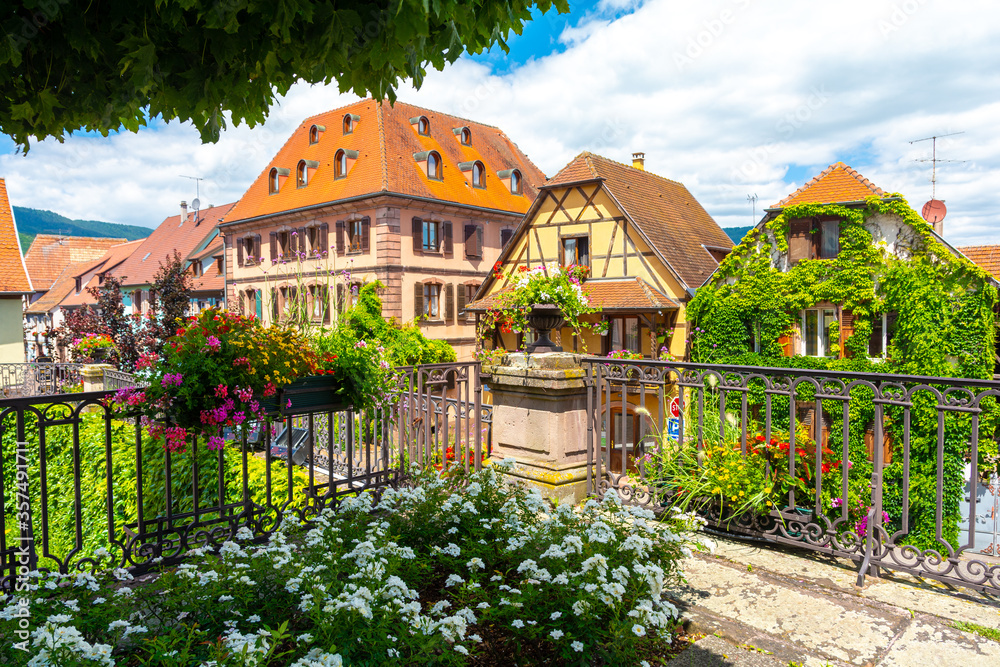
489, 352, 590, 504
81, 364, 115, 393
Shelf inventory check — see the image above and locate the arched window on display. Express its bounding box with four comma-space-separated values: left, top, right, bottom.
510, 169, 522, 195
417, 116, 430, 136
461, 127, 472, 145
309, 125, 321, 144
427, 151, 442, 180
297, 160, 308, 187
472, 161, 485, 188
268, 168, 280, 194
335, 150, 348, 179
342, 115, 353, 135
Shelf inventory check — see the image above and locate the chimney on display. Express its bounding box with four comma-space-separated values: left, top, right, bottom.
180, 201, 188, 225
632, 152, 645, 170
933, 220, 943, 236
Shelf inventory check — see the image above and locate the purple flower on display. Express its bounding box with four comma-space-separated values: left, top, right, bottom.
207, 435, 225, 451
206, 335, 221, 352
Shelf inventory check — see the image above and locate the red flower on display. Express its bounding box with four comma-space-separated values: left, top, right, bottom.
755, 434, 765, 442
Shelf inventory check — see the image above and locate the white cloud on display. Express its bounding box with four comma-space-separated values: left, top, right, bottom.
1, 0, 997, 245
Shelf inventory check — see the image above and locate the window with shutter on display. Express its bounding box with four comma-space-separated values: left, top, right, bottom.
336, 283, 345, 313
319, 223, 329, 256
476, 226, 484, 258
445, 284, 454, 323
413, 282, 424, 320
457, 283, 467, 319
410, 217, 422, 252
840, 309, 855, 358
501, 228, 513, 249
788, 220, 813, 264
335, 221, 345, 254
253, 234, 261, 262
361, 217, 370, 253
819, 220, 840, 259
269, 232, 277, 263
464, 225, 476, 258
237, 237, 244, 266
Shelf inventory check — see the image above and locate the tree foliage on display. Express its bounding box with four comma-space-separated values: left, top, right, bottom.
1, 0, 568, 150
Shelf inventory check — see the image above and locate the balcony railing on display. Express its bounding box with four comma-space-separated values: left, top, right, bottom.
584, 358, 1000, 592
0, 362, 83, 398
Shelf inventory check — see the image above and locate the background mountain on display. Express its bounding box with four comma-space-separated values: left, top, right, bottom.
14, 207, 153, 252
723, 226, 754, 244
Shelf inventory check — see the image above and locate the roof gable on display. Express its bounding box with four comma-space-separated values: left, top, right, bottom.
775, 162, 884, 207
957, 245, 1000, 281
224, 99, 547, 225
0, 179, 32, 293
24, 234, 128, 291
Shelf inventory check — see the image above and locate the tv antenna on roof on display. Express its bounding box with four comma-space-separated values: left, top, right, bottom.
747, 193, 758, 223
909, 132, 965, 226
179, 175, 204, 212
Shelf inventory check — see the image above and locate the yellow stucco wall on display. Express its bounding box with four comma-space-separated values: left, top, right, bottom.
481, 183, 691, 359
0, 297, 25, 363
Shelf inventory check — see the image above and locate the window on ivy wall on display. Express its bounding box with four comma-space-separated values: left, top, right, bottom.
789, 218, 840, 264
800, 308, 837, 356
869, 312, 898, 358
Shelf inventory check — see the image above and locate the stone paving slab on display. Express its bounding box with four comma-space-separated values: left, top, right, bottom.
667, 534, 1000, 667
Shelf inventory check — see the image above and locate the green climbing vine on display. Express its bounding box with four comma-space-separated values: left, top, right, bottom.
687, 195, 999, 550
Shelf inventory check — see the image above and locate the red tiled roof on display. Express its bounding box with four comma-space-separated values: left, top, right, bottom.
112, 204, 233, 287
466, 277, 677, 313
957, 245, 1000, 281
190, 240, 224, 293
224, 99, 547, 224
25, 258, 105, 314
59, 239, 145, 308
774, 162, 885, 207
546, 153, 733, 289
0, 179, 32, 293
24, 235, 128, 291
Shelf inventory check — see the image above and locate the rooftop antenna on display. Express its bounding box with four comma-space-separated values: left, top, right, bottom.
909, 132, 965, 229
179, 175, 204, 213
747, 193, 758, 223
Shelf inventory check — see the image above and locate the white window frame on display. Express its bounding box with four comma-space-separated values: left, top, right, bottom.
800, 308, 837, 357
423, 283, 440, 319
869, 312, 892, 360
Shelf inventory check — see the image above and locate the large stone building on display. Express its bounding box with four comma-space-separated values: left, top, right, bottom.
219, 98, 546, 360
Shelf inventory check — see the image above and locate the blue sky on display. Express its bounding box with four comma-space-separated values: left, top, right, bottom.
2, 0, 998, 244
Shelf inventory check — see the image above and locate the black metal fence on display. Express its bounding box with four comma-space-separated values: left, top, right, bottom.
0, 362, 485, 589
585, 358, 1000, 592
0, 362, 83, 398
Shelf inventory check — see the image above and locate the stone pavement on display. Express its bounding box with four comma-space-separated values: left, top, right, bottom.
664, 533, 1000, 667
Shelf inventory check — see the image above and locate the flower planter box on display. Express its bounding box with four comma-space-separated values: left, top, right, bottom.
260, 375, 351, 416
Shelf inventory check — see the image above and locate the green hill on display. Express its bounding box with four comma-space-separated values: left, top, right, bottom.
723, 226, 754, 244
14, 206, 153, 252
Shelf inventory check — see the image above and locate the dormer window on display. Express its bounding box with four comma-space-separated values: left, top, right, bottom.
308, 124, 325, 145
417, 116, 430, 136
472, 161, 485, 189
456, 127, 472, 145
344, 114, 354, 134
427, 151, 442, 180
296, 160, 319, 187
510, 169, 522, 194
269, 168, 280, 194
335, 150, 348, 179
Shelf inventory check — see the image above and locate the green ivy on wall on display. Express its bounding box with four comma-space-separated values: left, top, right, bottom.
687, 195, 998, 550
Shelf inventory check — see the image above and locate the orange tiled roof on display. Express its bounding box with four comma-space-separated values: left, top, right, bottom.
112, 204, 233, 287
24, 234, 128, 291
957, 245, 1000, 281
58, 239, 145, 308
190, 240, 224, 293
774, 162, 884, 208
545, 152, 733, 289
25, 258, 105, 314
466, 277, 678, 313
224, 99, 547, 225
0, 179, 32, 293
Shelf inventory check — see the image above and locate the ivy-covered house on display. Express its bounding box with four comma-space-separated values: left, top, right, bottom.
690, 162, 998, 377
688, 162, 999, 549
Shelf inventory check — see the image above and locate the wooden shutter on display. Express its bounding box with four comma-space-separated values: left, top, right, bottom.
412, 217, 423, 252
445, 284, 455, 323
457, 284, 467, 320
361, 217, 370, 253
319, 223, 329, 256
788, 220, 812, 265
443, 221, 453, 255
237, 237, 244, 266
322, 286, 331, 324
336, 283, 345, 313
413, 282, 424, 320
840, 309, 855, 358
335, 221, 345, 254
269, 232, 277, 262
476, 226, 484, 258
464, 225, 475, 258
297, 227, 306, 255
253, 234, 261, 262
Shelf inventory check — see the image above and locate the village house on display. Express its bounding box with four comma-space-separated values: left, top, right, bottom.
0, 179, 32, 363
219, 98, 546, 361
23, 234, 127, 305
467, 151, 733, 360
109, 202, 233, 316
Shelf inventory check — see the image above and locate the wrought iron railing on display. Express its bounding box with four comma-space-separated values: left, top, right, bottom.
0, 362, 485, 589
0, 362, 83, 398
102, 368, 147, 391
584, 358, 1000, 592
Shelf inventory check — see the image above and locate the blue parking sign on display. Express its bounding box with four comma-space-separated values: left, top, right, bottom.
666, 417, 680, 441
